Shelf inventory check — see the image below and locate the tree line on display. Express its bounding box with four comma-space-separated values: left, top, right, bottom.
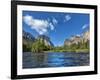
23, 38, 89, 53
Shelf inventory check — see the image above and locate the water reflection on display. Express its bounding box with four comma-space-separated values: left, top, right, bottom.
23, 52, 89, 68
47, 53, 65, 67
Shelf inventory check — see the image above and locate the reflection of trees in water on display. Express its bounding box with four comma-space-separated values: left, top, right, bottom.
33, 53, 47, 67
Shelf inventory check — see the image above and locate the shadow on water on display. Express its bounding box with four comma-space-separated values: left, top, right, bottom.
23, 52, 89, 68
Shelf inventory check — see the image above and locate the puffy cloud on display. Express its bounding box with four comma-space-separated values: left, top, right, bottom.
23, 15, 57, 35
23, 15, 33, 26
82, 24, 88, 29
64, 15, 71, 22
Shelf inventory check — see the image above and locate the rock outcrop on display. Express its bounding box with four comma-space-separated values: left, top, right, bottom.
82, 30, 90, 42
37, 35, 54, 47
23, 30, 35, 45
23, 31, 54, 47
64, 30, 90, 46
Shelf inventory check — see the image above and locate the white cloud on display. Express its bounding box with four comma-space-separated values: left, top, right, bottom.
23, 15, 57, 35
64, 15, 71, 22
49, 23, 54, 30
76, 34, 81, 37
23, 15, 33, 26
82, 24, 88, 29
52, 18, 58, 24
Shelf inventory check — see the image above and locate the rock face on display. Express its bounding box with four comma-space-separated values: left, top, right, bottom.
64, 36, 81, 46
64, 30, 90, 46
37, 35, 54, 47
23, 30, 35, 45
82, 30, 90, 42
23, 30, 54, 47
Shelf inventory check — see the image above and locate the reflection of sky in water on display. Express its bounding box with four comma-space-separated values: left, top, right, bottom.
47, 53, 65, 67
47, 53, 78, 67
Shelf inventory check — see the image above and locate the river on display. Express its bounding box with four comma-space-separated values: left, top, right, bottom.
23, 52, 89, 68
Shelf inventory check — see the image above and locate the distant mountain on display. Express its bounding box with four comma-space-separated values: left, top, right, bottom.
23, 30, 35, 45
64, 30, 90, 46
37, 35, 54, 47
23, 30, 54, 47
23, 30, 35, 41
23, 30, 36, 52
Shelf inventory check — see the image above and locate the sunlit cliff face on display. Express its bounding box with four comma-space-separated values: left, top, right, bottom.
82, 30, 90, 42
64, 30, 90, 46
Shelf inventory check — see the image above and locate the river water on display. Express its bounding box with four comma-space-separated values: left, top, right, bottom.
23, 52, 89, 68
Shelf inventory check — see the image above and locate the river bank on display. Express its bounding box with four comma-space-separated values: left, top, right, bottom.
44, 49, 89, 53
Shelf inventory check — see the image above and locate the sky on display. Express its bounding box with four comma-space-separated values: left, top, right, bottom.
22, 11, 89, 46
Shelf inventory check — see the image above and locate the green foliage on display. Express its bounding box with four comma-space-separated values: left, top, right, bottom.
31, 39, 52, 53
23, 37, 52, 53
63, 40, 89, 52
48, 40, 89, 53
23, 35, 89, 53
23, 43, 31, 52
31, 40, 43, 52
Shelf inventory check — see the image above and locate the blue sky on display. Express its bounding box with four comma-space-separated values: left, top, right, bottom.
23, 11, 89, 46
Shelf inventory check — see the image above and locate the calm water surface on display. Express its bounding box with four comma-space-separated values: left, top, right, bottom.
23, 52, 89, 68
